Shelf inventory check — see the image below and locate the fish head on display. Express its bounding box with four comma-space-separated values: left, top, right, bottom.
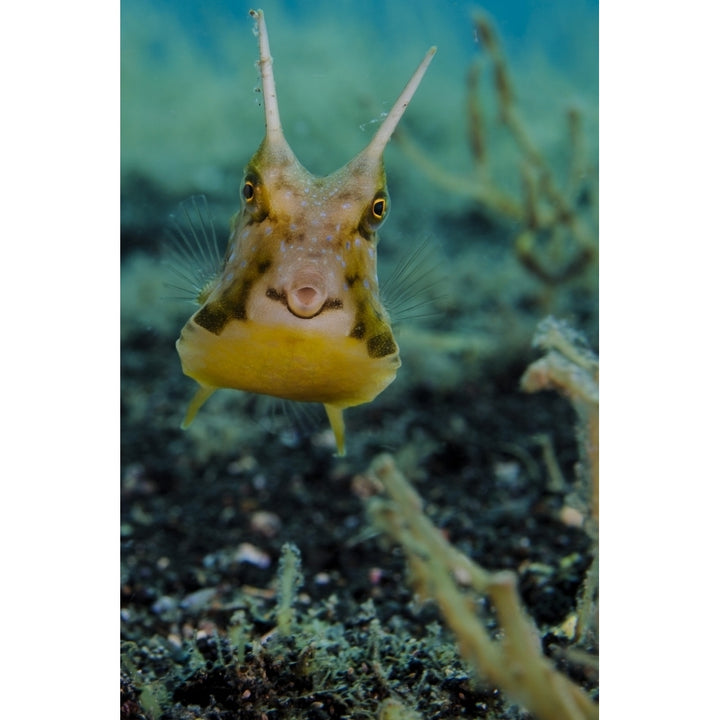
235, 135, 391, 343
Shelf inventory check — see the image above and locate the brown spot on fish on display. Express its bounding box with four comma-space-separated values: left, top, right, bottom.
194, 302, 230, 335
367, 331, 397, 358
257, 259, 272, 274
266, 287, 286, 302
194, 275, 254, 333
350, 320, 366, 339
227, 280, 254, 321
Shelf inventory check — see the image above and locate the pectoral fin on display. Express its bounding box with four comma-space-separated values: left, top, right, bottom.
323, 404, 346, 457
182, 385, 217, 429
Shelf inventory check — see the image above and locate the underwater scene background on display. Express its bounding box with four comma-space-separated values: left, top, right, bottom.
121, 0, 598, 717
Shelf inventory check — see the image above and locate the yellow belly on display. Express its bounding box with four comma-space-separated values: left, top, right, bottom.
177, 318, 400, 408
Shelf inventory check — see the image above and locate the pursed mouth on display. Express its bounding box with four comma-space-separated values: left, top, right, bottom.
265, 287, 343, 319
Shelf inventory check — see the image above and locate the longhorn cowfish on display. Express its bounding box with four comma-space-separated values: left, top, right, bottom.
176, 9, 436, 455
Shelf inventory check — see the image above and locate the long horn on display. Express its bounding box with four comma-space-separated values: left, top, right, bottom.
361, 46, 437, 164
250, 9, 284, 146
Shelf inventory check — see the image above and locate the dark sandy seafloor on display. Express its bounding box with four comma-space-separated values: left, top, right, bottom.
121, 235, 599, 720
121, 5, 599, 718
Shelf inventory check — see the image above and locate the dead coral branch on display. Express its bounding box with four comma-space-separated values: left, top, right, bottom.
521, 317, 598, 527
364, 454, 599, 720
397, 12, 597, 291
521, 317, 599, 644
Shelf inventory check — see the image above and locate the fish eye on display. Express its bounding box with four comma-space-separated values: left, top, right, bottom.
372, 197, 386, 219
362, 192, 390, 235
240, 172, 268, 223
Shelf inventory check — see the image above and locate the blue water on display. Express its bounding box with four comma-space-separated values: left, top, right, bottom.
121, 0, 598, 186
123, 0, 598, 75
121, 0, 598, 342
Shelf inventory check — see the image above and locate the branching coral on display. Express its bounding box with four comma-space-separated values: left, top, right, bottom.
362, 317, 599, 720
364, 453, 598, 720
396, 12, 597, 300
521, 316, 599, 644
